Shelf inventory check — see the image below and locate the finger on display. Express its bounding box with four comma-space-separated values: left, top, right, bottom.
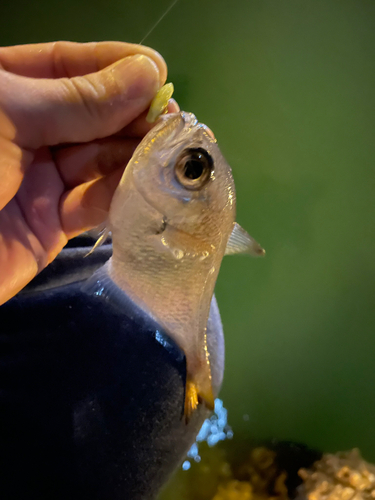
15, 147, 67, 259
60, 169, 123, 238
0, 148, 69, 304
0, 54, 162, 149
0, 198, 44, 305
55, 99, 180, 188
54, 137, 139, 188
0, 133, 33, 211
0, 41, 167, 84
116, 98, 180, 138
55, 98, 179, 188
167, 98, 180, 114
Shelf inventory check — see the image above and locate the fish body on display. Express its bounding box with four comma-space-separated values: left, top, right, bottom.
86, 110, 263, 420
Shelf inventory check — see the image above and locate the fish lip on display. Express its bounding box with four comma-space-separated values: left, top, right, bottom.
159, 111, 216, 143
179, 111, 198, 128
159, 110, 197, 125
179, 112, 217, 142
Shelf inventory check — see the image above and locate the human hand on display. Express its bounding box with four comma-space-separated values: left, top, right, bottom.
0, 41, 179, 305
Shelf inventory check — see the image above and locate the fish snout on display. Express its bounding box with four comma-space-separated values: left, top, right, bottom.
179, 111, 198, 128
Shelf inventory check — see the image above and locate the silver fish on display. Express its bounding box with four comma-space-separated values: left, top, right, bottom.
86, 111, 264, 421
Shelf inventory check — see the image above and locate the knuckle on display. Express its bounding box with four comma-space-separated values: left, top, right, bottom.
61, 76, 102, 120
51, 42, 69, 78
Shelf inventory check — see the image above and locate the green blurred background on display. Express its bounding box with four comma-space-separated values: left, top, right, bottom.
1, 0, 374, 460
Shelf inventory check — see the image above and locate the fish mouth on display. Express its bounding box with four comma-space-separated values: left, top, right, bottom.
178, 111, 198, 128
178, 112, 216, 141
158, 111, 217, 144
162, 110, 198, 126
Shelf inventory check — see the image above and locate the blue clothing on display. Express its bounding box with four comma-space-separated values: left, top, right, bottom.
0, 238, 205, 499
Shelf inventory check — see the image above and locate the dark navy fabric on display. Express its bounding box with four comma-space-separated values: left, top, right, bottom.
21, 236, 113, 293
0, 239, 204, 499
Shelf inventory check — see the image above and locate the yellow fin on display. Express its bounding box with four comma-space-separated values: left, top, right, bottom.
184, 378, 215, 424
85, 227, 111, 257
146, 83, 174, 123
184, 380, 199, 424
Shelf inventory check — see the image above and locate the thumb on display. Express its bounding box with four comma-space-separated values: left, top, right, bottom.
0, 54, 162, 148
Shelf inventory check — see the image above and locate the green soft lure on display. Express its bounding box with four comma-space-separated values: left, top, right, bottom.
146, 83, 174, 123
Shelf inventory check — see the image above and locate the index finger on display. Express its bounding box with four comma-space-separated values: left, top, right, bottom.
0, 41, 167, 84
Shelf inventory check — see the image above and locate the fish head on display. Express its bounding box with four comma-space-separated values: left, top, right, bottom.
111, 112, 236, 260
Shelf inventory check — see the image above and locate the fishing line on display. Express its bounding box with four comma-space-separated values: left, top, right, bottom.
139, 0, 181, 44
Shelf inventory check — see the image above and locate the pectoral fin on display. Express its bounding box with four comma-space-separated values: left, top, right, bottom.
225, 222, 265, 257
85, 226, 111, 257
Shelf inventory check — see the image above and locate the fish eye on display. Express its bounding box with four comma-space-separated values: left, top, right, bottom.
174, 148, 213, 190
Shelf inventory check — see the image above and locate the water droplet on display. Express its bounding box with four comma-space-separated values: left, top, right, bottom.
210, 424, 219, 434
199, 250, 210, 261
196, 420, 211, 442
182, 460, 191, 471
183, 399, 233, 465
187, 443, 199, 458
214, 399, 223, 412
208, 434, 221, 447
173, 248, 184, 260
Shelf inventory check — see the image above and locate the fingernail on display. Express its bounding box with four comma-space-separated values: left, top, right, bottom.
111, 54, 161, 100
167, 98, 180, 113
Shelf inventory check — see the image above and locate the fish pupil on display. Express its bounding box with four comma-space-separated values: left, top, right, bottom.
184, 159, 204, 180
